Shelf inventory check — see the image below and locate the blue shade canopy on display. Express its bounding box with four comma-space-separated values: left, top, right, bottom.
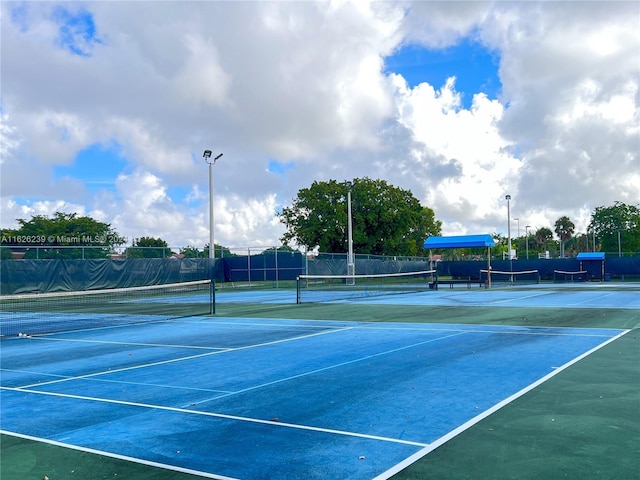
577, 252, 605, 260
423, 234, 496, 249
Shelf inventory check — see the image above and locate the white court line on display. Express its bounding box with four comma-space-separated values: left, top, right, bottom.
0, 386, 428, 448
174, 318, 348, 329
18, 326, 354, 389
0, 430, 239, 480
354, 323, 620, 337
0, 368, 235, 394
486, 291, 552, 305
564, 291, 617, 306
372, 328, 632, 480
28, 336, 226, 350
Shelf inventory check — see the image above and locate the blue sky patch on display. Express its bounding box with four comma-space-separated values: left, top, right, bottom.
52, 6, 101, 56
168, 186, 193, 204
384, 38, 501, 109
9, 3, 29, 32
267, 160, 295, 175
54, 143, 128, 193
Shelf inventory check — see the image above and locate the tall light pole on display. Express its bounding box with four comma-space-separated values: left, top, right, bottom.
347, 188, 355, 284
203, 149, 223, 259
505, 195, 512, 278
525, 225, 531, 260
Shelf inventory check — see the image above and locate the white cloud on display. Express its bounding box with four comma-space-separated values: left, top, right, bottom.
174, 34, 231, 108
1, 1, 638, 250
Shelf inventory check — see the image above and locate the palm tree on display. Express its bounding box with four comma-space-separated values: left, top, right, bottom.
554, 216, 575, 257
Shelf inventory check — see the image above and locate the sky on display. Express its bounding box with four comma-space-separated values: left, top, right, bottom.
1, 1, 639, 252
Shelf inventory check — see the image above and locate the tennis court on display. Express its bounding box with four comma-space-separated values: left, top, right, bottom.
1, 281, 639, 479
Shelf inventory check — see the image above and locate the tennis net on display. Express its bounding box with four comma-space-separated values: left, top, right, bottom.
480, 269, 540, 285
296, 270, 436, 304
0, 280, 213, 337
553, 270, 588, 282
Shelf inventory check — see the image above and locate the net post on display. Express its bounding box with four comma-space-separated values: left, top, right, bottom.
211, 279, 215, 314
486, 246, 491, 288
296, 276, 301, 304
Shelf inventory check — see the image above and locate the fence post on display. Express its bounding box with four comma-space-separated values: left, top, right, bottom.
275, 247, 279, 288
247, 247, 251, 286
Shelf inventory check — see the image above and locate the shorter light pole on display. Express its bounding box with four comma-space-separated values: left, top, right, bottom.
525, 225, 531, 259
204, 149, 223, 259
505, 194, 512, 282
618, 229, 622, 257
347, 188, 355, 284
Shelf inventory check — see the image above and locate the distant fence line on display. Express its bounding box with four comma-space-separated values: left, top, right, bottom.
3, 244, 640, 260
1, 253, 639, 295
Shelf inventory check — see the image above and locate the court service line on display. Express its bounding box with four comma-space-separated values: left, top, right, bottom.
0, 367, 234, 394
0, 430, 238, 480
0, 387, 429, 448
18, 326, 354, 389
355, 324, 620, 337
564, 291, 616, 306
485, 291, 552, 305
201, 330, 470, 403
28, 336, 227, 350
176, 318, 349, 330
372, 327, 632, 480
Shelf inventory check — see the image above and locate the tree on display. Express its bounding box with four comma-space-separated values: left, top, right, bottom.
263, 245, 297, 254
554, 216, 575, 257
180, 246, 206, 258
533, 227, 554, 256
203, 243, 236, 258
126, 237, 170, 258
565, 232, 589, 256
589, 201, 640, 253
278, 178, 441, 256
181, 244, 236, 258
0, 212, 123, 259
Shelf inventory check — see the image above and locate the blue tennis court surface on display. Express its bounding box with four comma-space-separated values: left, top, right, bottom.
217, 283, 640, 309
1, 317, 625, 479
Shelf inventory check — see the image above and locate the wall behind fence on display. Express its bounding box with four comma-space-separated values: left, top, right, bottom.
2, 255, 639, 294
437, 257, 640, 280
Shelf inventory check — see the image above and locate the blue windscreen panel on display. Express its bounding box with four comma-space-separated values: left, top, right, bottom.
423, 234, 496, 249
577, 252, 606, 261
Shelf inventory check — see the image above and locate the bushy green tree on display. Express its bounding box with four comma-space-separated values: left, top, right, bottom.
263, 245, 297, 254
589, 201, 640, 253
180, 246, 206, 258
126, 237, 170, 258
279, 178, 441, 256
203, 243, 236, 258
0, 212, 123, 259
534, 227, 554, 256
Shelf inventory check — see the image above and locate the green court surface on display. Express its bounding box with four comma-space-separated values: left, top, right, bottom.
1, 285, 639, 480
